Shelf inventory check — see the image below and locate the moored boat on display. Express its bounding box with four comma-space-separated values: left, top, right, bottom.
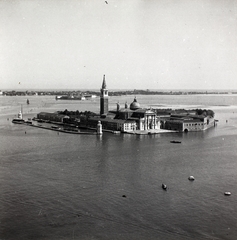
12, 108, 25, 124
25, 118, 32, 124
170, 140, 181, 143
12, 118, 25, 124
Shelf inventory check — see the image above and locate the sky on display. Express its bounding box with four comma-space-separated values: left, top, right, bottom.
1, 0, 237, 90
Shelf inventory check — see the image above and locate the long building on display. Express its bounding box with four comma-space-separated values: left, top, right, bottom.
160, 114, 215, 132
37, 112, 70, 123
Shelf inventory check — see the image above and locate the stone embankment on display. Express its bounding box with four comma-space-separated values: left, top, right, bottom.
124, 129, 176, 135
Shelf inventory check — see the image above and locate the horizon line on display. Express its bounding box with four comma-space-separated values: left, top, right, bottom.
1, 88, 237, 92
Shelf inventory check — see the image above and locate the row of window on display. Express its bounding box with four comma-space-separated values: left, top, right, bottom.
184, 123, 204, 126
117, 123, 136, 130
123, 123, 136, 130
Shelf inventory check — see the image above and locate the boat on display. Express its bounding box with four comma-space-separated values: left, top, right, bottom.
170, 140, 181, 143
188, 176, 195, 181
162, 184, 167, 190
55, 95, 86, 100
12, 118, 25, 124
224, 192, 231, 196
25, 118, 32, 124
12, 107, 25, 124
64, 128, 78, 132
51, 125, 60, 129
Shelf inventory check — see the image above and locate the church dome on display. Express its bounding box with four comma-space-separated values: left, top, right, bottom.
130, 97, 140, 110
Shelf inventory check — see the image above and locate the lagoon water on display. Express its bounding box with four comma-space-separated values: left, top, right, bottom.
1, 94, 237, 240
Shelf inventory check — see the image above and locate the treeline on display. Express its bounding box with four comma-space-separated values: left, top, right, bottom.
3, 89, 236, 96
58, 109, 97, 117
109, 90, 232, 96
153, 108, 214, 117
59, 108, 214, 118
195, 109, 214, 117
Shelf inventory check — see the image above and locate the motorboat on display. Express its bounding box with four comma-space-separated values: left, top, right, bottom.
188, 176, 195, 181
162, 184, 167, 190
224, 192, 231, 196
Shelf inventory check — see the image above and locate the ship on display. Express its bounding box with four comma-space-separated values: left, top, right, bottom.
55, 94, 96, 100
12, 118, 25, 124
12, 105, 25, 124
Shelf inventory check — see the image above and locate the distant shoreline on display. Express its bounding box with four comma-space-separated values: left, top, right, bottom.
2, 89, 237, 97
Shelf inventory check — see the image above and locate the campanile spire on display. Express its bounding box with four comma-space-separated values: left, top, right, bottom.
100, 75, 109, 115
101, 74, 106, 89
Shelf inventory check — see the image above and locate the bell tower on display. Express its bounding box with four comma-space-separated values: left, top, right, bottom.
100, 75, 109, 115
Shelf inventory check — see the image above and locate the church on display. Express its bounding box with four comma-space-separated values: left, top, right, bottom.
111, 97, 159, 131
81, 75, 160, 132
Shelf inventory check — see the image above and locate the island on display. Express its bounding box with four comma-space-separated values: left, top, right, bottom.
21, 75, 215, 135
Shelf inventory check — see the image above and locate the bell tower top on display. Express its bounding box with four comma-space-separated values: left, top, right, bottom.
101, 75, 106, 89
100, 75, 108, 97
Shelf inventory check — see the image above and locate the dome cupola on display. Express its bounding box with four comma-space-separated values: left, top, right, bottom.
130, 97, 140, 110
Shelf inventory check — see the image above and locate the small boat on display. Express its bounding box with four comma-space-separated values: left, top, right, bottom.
170, 140, 181, 144
162, 184, 167, 190
188, 176, 195, 181
224, 192, 231, 196
51, 125, 59, 129
25, 118, 32, 124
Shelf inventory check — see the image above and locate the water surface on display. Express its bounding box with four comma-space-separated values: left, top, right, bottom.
0, 94, 237, 240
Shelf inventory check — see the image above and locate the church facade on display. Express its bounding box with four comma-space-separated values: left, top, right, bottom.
112, 98, 159, 131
